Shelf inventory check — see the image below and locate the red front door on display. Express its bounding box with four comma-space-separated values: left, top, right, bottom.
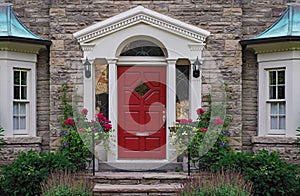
117, 66, 166, 159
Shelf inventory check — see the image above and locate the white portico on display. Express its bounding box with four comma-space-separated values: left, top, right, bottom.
74, 6, 210, 168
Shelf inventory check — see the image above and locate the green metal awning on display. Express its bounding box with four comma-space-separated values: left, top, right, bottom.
241, 5, 300, 45
0, 5, 51, 45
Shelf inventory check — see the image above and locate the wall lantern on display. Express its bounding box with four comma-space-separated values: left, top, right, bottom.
193, 56, 201, 78
84, 57, 91, 78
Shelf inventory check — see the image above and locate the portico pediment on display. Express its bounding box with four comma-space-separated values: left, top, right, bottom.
74, 6, 210, 44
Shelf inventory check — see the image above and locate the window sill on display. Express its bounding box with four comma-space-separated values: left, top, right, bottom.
1, 136, 42, 145
252, 136, 298, 144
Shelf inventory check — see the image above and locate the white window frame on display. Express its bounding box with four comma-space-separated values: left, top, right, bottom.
257, 51, 300, 137
259, 64, 287, 136
0, 51, 37, 137
266, 68, 286, 135
13, 69, 31, 135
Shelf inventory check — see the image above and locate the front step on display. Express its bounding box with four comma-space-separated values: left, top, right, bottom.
93, 184, 181, 196
93, 172, 187, 196
98, 162, 182, 172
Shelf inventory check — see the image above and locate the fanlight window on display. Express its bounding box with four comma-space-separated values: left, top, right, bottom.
120, 40, 165, 56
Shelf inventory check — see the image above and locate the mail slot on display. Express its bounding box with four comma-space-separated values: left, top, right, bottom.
136, 132, 149, 137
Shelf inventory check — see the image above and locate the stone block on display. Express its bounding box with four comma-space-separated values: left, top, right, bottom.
223, 8, 243, 16
49, 8, 66, 16
50, 40, 65, 51
225, 40, 241, 51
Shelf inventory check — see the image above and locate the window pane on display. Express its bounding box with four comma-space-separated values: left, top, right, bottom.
278, 71, 285, 84
269, 86, 276, 99
269, 71, 276, 85
20, 117, 26, 129
176, 64, 190, 119
13, 117, 19, 130
270, 103, 278, 114
20, 103, 26, 115
14, 71, 20, 85
279, 103, 286, 114
21, 87, 27, 99
271, 116, 278, 129
13, 103, 19, 115
14, 86, 20, 99
279, 116, 286, 129
120, 40, 165, 56
278, 86, 285, 99
21, 72, 27, 85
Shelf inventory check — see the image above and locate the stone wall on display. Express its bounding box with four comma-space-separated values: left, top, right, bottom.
240, 0, 288, 152
0, 137, 42, 162
0, 0, 298, 160
252, 137, 300, 161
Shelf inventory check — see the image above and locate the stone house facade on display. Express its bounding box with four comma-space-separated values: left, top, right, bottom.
0, 0, 299, 167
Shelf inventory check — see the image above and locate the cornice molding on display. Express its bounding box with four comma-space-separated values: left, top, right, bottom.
247, 41, 300, 54
0, 41, 45, 54
74, 6, 210, 44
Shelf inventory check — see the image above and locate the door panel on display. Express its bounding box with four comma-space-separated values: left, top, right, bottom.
118, 66, 166, 159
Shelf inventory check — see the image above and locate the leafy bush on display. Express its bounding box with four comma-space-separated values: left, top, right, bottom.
41, 171, 93, 196
179, 170, 252, 196
58, 84, 113, 171
170, 104, 232, 169
211, 150, 300, 196
0, 150, 74, 196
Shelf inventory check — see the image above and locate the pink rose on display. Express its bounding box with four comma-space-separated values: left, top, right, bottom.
196, 108, 205, 115
65, 118, 75, 127
81, 108, 88, 115
213, 118, 224, 125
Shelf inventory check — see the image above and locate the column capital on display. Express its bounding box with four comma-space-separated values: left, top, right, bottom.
106, 58, 118, 64
166, 58, 177, 64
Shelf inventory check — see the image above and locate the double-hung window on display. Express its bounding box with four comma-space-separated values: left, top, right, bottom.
267, 69, 286, 135
13, 69, 29, 134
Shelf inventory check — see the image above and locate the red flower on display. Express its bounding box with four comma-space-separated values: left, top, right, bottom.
213, 118, 224, 125
65, 118, 75, 127
177, 119, 193, 124
103, 123, 112, 131
81, 108, 88, 115
200, 128, 208, 132
196, 108, 205, 115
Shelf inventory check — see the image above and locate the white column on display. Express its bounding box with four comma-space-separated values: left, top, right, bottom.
188, 43, 205, 121
107, 58, 118, 162
166, 59, 177, 162
189, 60, 202, 120
83, 58, 95, 121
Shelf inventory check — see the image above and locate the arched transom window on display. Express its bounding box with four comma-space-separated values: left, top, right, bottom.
120, 40, 165, 56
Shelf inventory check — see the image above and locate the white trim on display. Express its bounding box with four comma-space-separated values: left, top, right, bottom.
0, 51, 37, 137
258, 51, 300, 137
74, 6, 210, 44
166, 59, 177, 162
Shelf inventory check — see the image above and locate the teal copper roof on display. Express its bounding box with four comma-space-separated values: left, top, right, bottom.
241, 5, 300, 45
0, 5, 49, 43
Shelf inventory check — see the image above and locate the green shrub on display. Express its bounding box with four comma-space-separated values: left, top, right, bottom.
0, 150, 74, 196
58, 84, 92, 171
178, 170, 252, 196
41, 171, 93, 196
211, 150, 300, 196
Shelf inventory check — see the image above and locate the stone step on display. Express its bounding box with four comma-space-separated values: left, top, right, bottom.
93, 172, 188, 185
98, 162, 182, 172
93, 183, 181, 196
